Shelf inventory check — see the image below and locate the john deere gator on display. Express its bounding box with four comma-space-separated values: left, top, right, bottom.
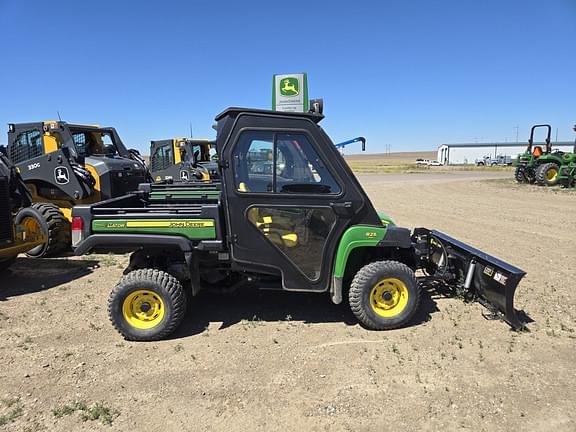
72, 103, 527, 341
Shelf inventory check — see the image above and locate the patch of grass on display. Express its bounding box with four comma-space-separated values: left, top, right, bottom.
174, 344, 184, 353
53, 401, 119, 426
88, 322, 102, 331
0, 397, 23, 426
241, 315, 264, 329
98, 254, 118, 267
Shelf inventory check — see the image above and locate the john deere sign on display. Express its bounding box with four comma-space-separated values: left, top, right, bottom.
273, 73, 308, 112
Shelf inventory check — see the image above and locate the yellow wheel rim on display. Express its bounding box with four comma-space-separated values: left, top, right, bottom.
20, 216, 42, 236
122, 290, 165, 329
369, 278, 409, 318
547, 168, 558, 181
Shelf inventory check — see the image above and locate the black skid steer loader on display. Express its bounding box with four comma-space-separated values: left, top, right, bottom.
5, 121, 150, 257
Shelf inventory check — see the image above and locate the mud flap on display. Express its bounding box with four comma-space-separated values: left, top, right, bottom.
412, 228, 526, 330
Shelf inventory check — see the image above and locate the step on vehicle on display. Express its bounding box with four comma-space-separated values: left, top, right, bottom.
150, 138, 218, 183
5, 121, 150, 257
72, 102, 528, 341
515, 124, 576, 186
0, 149, 47, 272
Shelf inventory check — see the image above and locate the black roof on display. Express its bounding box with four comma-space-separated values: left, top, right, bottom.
215, 107, 324, 124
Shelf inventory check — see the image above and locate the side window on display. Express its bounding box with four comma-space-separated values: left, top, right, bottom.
234, 131, 340, 194
9, 130, 43, 164
151, 144, 174, 171
72, 132, 88, 158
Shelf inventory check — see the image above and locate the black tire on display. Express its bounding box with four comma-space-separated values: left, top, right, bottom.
515, 166, 528, 183
535, 162, 560, 186
108, 269, 187, 341
15, 203, 70, 257
0, 256, 16, 273
349, 260, 421, 330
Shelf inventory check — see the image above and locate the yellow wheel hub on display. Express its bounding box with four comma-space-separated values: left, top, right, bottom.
20, 216, 43, 238
122, 290, 165, 329
369, 278, 409, 318
547, 168, 558, 181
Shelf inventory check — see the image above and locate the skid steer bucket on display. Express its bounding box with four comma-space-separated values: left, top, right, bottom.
412, 228, 526, 330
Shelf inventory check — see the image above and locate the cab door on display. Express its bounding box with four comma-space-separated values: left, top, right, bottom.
221, 114, 373, 292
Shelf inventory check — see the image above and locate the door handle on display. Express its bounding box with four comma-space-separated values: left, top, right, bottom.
330, 201, 354, 217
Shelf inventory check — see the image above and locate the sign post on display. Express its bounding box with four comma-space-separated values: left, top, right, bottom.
272, 73, 308, 112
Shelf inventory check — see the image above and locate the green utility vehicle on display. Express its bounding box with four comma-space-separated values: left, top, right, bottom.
72, 104, 527, 341
515, 124, 576, 186
0, 149, 47, 272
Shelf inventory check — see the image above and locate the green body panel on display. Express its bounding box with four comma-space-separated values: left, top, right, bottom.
92, 219, 216, 240
333, 225, 388, 279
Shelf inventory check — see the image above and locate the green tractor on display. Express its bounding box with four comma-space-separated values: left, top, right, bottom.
515, 124, 576, 186
558, 124, 576, 188
0, 148, 47, 272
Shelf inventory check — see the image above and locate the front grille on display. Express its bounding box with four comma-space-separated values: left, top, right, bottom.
0, 176, 13, 243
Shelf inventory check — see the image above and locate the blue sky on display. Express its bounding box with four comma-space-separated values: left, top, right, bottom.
0, 0, 574, 153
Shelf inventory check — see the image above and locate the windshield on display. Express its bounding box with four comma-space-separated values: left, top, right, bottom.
180, 143, 211, 163
69, 128, 119, 157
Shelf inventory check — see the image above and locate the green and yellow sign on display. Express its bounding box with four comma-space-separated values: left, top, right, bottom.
273, 73, 308, 112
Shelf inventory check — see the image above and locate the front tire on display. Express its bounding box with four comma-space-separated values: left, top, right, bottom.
349, 261, 421, 330
108, 269, 187, 341
535, 163, 560, 186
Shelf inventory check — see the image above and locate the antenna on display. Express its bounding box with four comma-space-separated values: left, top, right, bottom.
57, 111, 62, 121
189, 122, 193, 138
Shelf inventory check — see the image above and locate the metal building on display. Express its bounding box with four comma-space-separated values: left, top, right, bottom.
437, 142, 575, 165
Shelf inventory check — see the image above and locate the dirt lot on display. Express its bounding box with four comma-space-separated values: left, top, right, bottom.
1, 173, 575, 431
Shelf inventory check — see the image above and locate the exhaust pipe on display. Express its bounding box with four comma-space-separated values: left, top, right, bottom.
412, 228, 527, 330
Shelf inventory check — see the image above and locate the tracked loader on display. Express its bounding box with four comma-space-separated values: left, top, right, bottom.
72, 102, 528, 341
5, 121, 150, 257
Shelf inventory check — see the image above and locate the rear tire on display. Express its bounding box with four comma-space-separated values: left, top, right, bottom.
349, 261, 421, 330
535, 162, 560, 186
108, 269, 187, 341
0, 256, 16, 273
16, 203, 70, 257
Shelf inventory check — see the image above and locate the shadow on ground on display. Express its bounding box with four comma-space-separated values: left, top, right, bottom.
170, 286, 440, 339
0, 257, 99, 300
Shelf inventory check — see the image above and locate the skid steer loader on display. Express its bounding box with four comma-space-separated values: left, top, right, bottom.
0, 149, 47, 272
150, 138, 218, 182
72, 102, 528, 341
5, 121, 150, 257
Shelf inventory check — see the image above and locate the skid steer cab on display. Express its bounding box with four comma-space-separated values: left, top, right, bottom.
5, 121, 150, 257
150, 138, 218, 183
72, 104, 528, 341
0, 149, 47, 272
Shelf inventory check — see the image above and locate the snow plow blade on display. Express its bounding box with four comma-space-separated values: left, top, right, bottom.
412, 228, 526, 330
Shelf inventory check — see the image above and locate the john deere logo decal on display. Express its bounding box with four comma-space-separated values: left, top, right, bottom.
280, 77, 299, 97
54, 166, 70, 185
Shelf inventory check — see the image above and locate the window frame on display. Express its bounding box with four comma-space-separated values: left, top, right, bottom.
232, 127, 343, 197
